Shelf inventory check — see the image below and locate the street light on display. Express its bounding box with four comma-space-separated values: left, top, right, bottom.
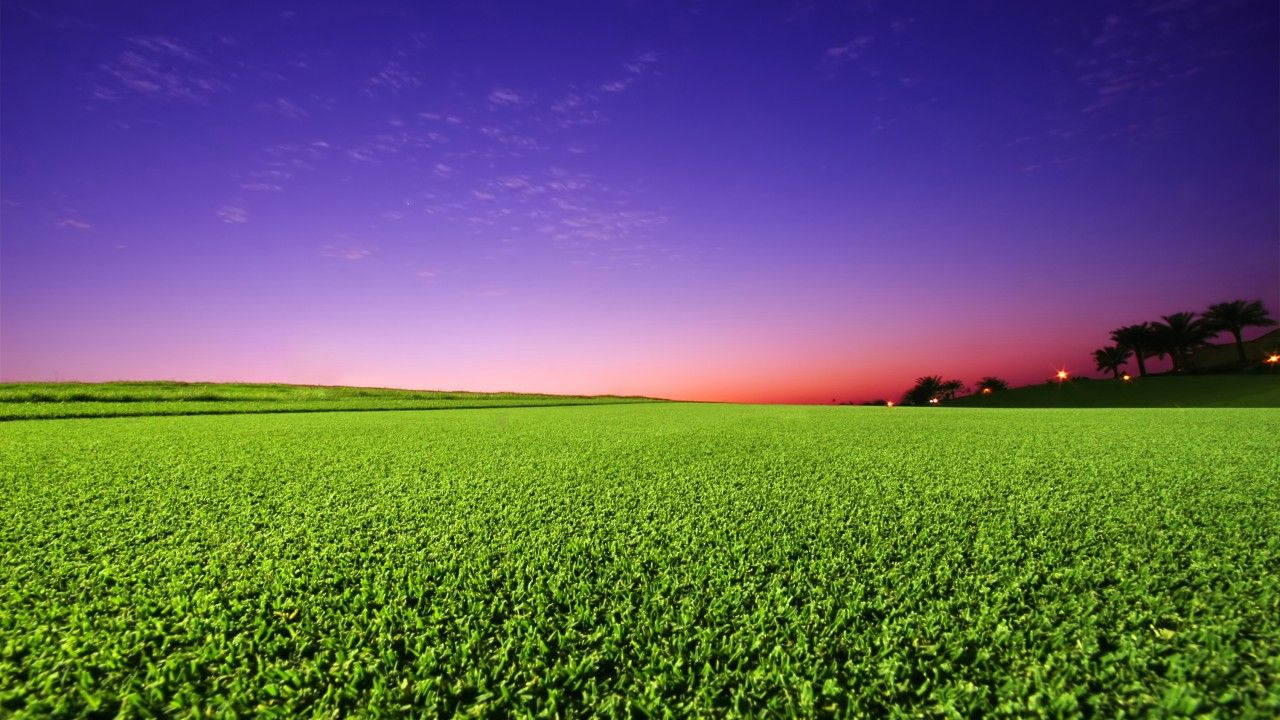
1056, 369, 1069, 381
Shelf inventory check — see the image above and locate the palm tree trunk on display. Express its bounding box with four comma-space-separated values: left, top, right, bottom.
1112, 367, 1121, 379
1233, 329, 1246, 364
1135, 349, 1147, 376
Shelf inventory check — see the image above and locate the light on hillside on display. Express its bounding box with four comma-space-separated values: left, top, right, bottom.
928, 397, 940, 404
886, 401, 894, 407
1122, 373, 1132, 382
981, 387, 992, 394
1056, 369, 1069, 381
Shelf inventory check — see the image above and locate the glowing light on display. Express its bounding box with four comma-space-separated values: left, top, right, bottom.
928, 397, 940, 404
1122, 374, 1132, 381
1267, 353, 1280, 364
1056, 369, 1069, 381
886, 401, 894, 407
981, 387, 992, 394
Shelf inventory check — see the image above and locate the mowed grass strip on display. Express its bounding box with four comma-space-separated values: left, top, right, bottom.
0, 381, 663, 420
1, 404, 1277, 716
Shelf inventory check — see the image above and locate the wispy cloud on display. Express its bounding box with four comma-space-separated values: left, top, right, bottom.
344, 130, 439, 164
599, 51, 659, 95
624, 51, 658, 75
550, 94, 584, 113
421, 112, 465, 126
128, 36, 203, 62
250, 168, 294, 181
365, 62, 421, 95
477, 126, 544, 153
415, 162, 672, 270
263, 140, 333, 172
550, 93, 605, 128
255, 97, 309, 119
487, 88, 524, 107
240, 182, 283, 192
1069, 3, 1232, 134
320, 243, 373, 261
216, 205, 248, 224
543, 208, 669, 251
94, 36, 228, 103
54, 217, 91, 230
823, 36, 873, 68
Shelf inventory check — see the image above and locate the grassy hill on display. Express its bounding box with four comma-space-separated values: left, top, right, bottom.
948, 374, 1280, 408
0, 381, 664, 420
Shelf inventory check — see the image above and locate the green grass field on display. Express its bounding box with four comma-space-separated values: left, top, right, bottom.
949, 374, 1280, 408
2, 403, 1277, 716
0, 381, 662, 420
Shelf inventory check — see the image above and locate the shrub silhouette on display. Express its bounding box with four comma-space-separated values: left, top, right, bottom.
902, 376, 965, 405
975, 377, 1009, 393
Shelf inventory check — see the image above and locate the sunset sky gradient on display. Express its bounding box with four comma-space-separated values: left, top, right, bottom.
2, 1, 1277, 402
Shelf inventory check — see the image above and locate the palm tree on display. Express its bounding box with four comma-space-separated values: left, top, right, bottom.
1110, 323, 1156, 376
1148, 323, 1179, 371
1203, 299, 1276, 364
1151, 312, 1214, 371
1092, 345, 1129, 379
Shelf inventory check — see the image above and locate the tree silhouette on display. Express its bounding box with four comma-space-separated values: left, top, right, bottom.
1110, 323, 1156, 376
975, 376, 1009, 392
1092, 345, 1129, 379
1203, 299, 1276, 364
902, 376, 966, 405
938, 378, 966, 399
1151, 312, 1214, 372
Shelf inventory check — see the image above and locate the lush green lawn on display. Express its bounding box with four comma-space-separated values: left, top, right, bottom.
2, 404, 1277, 716
949, 374, 1280, 408
0, 381, 662, 420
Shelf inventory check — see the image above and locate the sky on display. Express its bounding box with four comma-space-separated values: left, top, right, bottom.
1, 0, 1277, 403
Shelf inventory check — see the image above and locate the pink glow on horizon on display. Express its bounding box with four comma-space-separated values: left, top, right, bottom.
0, 273, 1245, 403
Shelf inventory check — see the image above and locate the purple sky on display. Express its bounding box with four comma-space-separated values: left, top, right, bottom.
2, 1, 1277, 402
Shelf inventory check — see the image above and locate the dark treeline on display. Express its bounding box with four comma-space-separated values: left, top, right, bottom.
882, 298, 1276, 406
1100, 299, 1275, 376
